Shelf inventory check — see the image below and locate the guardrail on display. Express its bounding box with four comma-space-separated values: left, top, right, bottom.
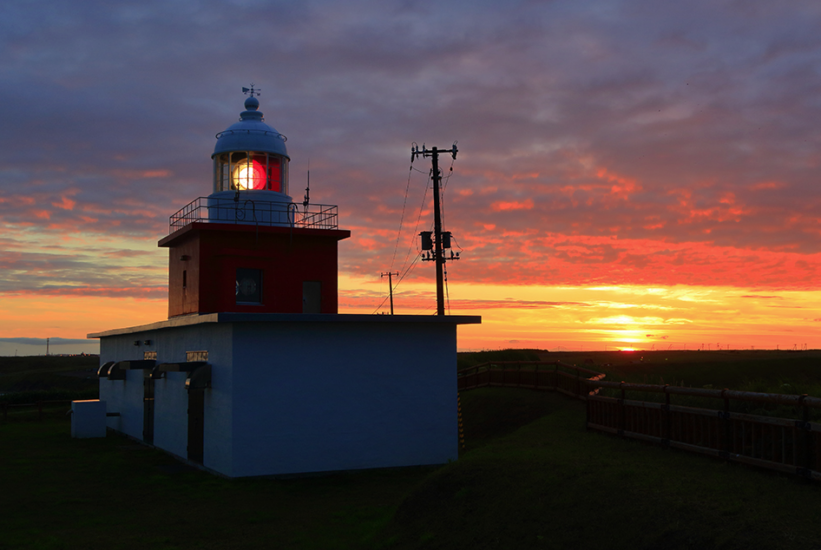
169, 197, 338, 232
457, 361, 821, 481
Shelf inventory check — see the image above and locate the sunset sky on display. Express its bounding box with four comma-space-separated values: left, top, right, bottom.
2, 0, 821, 355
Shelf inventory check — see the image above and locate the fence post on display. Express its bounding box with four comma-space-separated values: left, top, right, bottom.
38, 400, 43, 421
553, 364, 558, 392
720, 389, 730, 460
663, 385, 670, 447
2, 401, 6, 421
576, 368, 581, 398
800, 395, 812, 477
619, 382, 626, 437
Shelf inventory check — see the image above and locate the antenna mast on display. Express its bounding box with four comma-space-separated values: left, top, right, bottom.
304, 170, 311, 209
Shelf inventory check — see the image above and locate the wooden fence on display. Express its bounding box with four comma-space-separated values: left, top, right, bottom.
457, 361, 821, 481
588, 382, 821, 481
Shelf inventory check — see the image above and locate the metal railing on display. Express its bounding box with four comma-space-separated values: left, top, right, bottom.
169, 197, 339, 232
457, 361, 821, 481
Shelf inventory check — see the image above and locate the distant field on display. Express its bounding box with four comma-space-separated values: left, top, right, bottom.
458, 348, 821, 396
0, 355, 99, 404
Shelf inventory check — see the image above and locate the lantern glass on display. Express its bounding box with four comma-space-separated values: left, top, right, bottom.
213, 152, 290, 194
232, 159, 266, 190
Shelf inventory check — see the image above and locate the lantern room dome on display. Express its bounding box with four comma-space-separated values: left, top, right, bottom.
213, 96, 289, 159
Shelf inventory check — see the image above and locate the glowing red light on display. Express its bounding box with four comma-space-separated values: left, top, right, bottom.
232, 159, 266, 190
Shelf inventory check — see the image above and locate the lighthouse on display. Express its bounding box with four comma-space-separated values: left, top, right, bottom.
89, 89, 480, 478
161, 88, 348, 318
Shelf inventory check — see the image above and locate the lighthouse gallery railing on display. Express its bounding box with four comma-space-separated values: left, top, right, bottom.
169, 197, 338, 232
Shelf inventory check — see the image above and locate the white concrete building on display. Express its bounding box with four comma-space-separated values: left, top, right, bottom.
90, 91, 479, 477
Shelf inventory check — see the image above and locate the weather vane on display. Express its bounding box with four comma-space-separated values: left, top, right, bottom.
242, 84, 261, 97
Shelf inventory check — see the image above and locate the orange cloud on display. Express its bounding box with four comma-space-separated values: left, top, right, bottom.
492, 198, 534, 211
52, 196, 77, 210
142, 170, 170, 178
595, 167, 640, 198
750, 181, 786, 190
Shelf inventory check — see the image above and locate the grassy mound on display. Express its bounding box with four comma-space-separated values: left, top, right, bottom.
379, 388, 821, 550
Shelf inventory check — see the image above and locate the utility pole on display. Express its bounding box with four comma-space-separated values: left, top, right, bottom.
381, 271, 399, 315
411, 143, 459, 316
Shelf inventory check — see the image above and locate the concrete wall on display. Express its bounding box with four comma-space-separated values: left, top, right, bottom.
230, 321, 458, 477
153, 371, 188, 458
97, 315, 466, 478
99, 333, 151, 437
98, 324, 234, 475
99, 368, 144, 440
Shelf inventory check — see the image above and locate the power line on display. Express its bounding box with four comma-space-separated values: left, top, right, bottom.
397, 170, 431, 279
389, 164, 414, 273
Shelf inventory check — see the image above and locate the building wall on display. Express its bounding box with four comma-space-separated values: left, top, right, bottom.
230, 321, 458, 477
97, 316, 468, 478
162, 224, 349, 317
98, 323, 235, 475
99, 369, 145, 440
153, 371, 189, 459
167, 236, 201, 318
99, 334, 152, 439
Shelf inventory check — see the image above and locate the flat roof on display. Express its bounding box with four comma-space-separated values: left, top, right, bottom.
88, 313, 482, 338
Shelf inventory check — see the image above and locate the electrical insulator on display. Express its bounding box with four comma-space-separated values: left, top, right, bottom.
420, 231, 433, 251
441, 231, 452, 249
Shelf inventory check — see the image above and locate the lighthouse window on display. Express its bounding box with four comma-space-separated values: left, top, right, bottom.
236, 268, 263, 304
266, 156, 281, 192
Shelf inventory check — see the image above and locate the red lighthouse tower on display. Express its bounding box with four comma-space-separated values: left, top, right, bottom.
158, 90, 350, 317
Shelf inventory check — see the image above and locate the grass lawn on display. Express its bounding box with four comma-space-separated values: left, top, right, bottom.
3, 353, 821, 549
381, 389, 821, 550
0, 417, 430, 550
3, 387, 821, 549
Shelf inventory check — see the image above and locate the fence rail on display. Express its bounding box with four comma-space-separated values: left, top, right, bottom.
457, 361, 821, 481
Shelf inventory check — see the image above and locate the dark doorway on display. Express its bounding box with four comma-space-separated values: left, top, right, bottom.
188, 389, 204, 463
303, 281, 321, 313
143, 371, 154, 444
